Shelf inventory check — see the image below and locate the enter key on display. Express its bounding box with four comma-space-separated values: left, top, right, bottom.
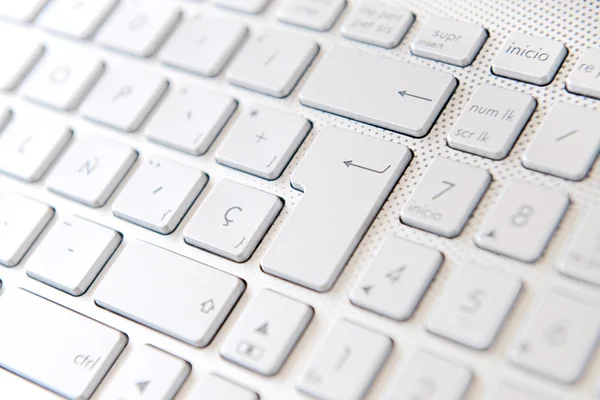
261, 127, 412, 291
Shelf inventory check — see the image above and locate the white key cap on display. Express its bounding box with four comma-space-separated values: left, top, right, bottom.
37, 0, 117, 39
221, 289, 313, 375
113, 156, 208, 234
509, 289, 600, 384
492, 32, 567, 85
0, 32, 43, 91
298, 319, 392, 400
411, 16, 487, 67
46, 136, 138, 207
0, 368, 63, 400
400, 157, 491, 237
146, 85, 237, 156
475, 180, 569, 263
447, 84, 536, 159
81, 64, 168, 132
0, 288, 127, 400
567, 48, 600, 99
215, 0, 270, 14
193, 374, 258, 400
184, 179, 283, 262
95, 0, 180, 57
160, 15, 247, 77
216, 104, 311, 180
426, 264, 522, 350
301, 46, 457, 138
557, 207, 600, 286
383, 351, 472, 400
26, 216, 121, 296
350, 237, 442, 321
95, 240, 245, 347
227, 29, 318, 98
104, 345, 190, 400
0, 193, 53, 267
522, 102, 600, 181
0, 0, 47, 22
341, 1, 414, 49
0, 118, 71, 182
21, 49, 104, 110
262, 127, 411, 291
278, 0, 346, 32
493, 383, 554, 400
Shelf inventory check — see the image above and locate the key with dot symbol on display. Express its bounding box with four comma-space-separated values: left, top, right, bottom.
184, 179, 282, 262
475, 180, 569, 263
216, 104, 311, 180
509, 289, 600, 384
426, 264, 522, 350
26, 216, 121, 296
146, 84, 237, 156
112, 156, 208, 234
350, 236, 442, 321
400, 157, 491, 238
298, 318, 393, 400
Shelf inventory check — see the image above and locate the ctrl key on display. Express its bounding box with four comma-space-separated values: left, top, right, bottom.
0, 288, 127, 400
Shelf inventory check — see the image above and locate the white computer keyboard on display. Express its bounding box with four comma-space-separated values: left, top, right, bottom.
0, 0, 598, 399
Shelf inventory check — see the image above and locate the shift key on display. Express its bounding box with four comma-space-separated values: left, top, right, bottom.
300, 46, 457, 137
0, 288, 127, 400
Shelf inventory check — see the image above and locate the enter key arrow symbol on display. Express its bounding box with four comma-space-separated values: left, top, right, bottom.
343, 160, 391, 174
397, 90, 432, 102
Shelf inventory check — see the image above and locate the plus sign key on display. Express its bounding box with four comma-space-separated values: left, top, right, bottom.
217, 104, 311, 180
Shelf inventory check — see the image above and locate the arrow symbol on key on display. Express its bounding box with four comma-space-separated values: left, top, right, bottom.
397, 90, 432, 102
343, 160, 391, 174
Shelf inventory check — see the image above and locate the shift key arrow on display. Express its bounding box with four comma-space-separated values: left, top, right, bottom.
397, 90, 432, 102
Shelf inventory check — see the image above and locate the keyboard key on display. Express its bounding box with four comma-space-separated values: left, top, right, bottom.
557, 207, 600, 286
103, 345, 190, 400
0, 288, 127, 400
26, 216, 121, 296
300, 46, 457, 137
446, 84, 536, 159
278, 0, 346, 32
492, 32, 567, 85
95, 240, 245, 347
184, 179, 282, 262
193, 374, 258, 400
146, 85, 237, 156
509, 289, 600, 384
160, 15, 247, 77
47, 136, 138, 207
221, 289, 313, 375
522, 102, 600, 181
113, 156, 208, 234
0, 193, 53, 267
262, 127, 411, 291
215, 0, 270, 14
350, 236, 442, 321
475, 180, 569, 263
341, 1, 414, 49
298, 319, 392, 400
383, 351, 472, 400
400, 157, 491, 237
426, 264, 522, 350
216, 104, 311, 180
227, 29, 318, 98
95, 0, 180, 57
0, 0, 47, 22
81, 64, 168, 132
37, 0, 118, 39
0, 31, 43, 91
0, 118, 71, 182
410, 16, 487, 67
0, 368, 63, 400
493, 383, 555, 400
21, 48, 104, 110
567, 48, 600, 99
